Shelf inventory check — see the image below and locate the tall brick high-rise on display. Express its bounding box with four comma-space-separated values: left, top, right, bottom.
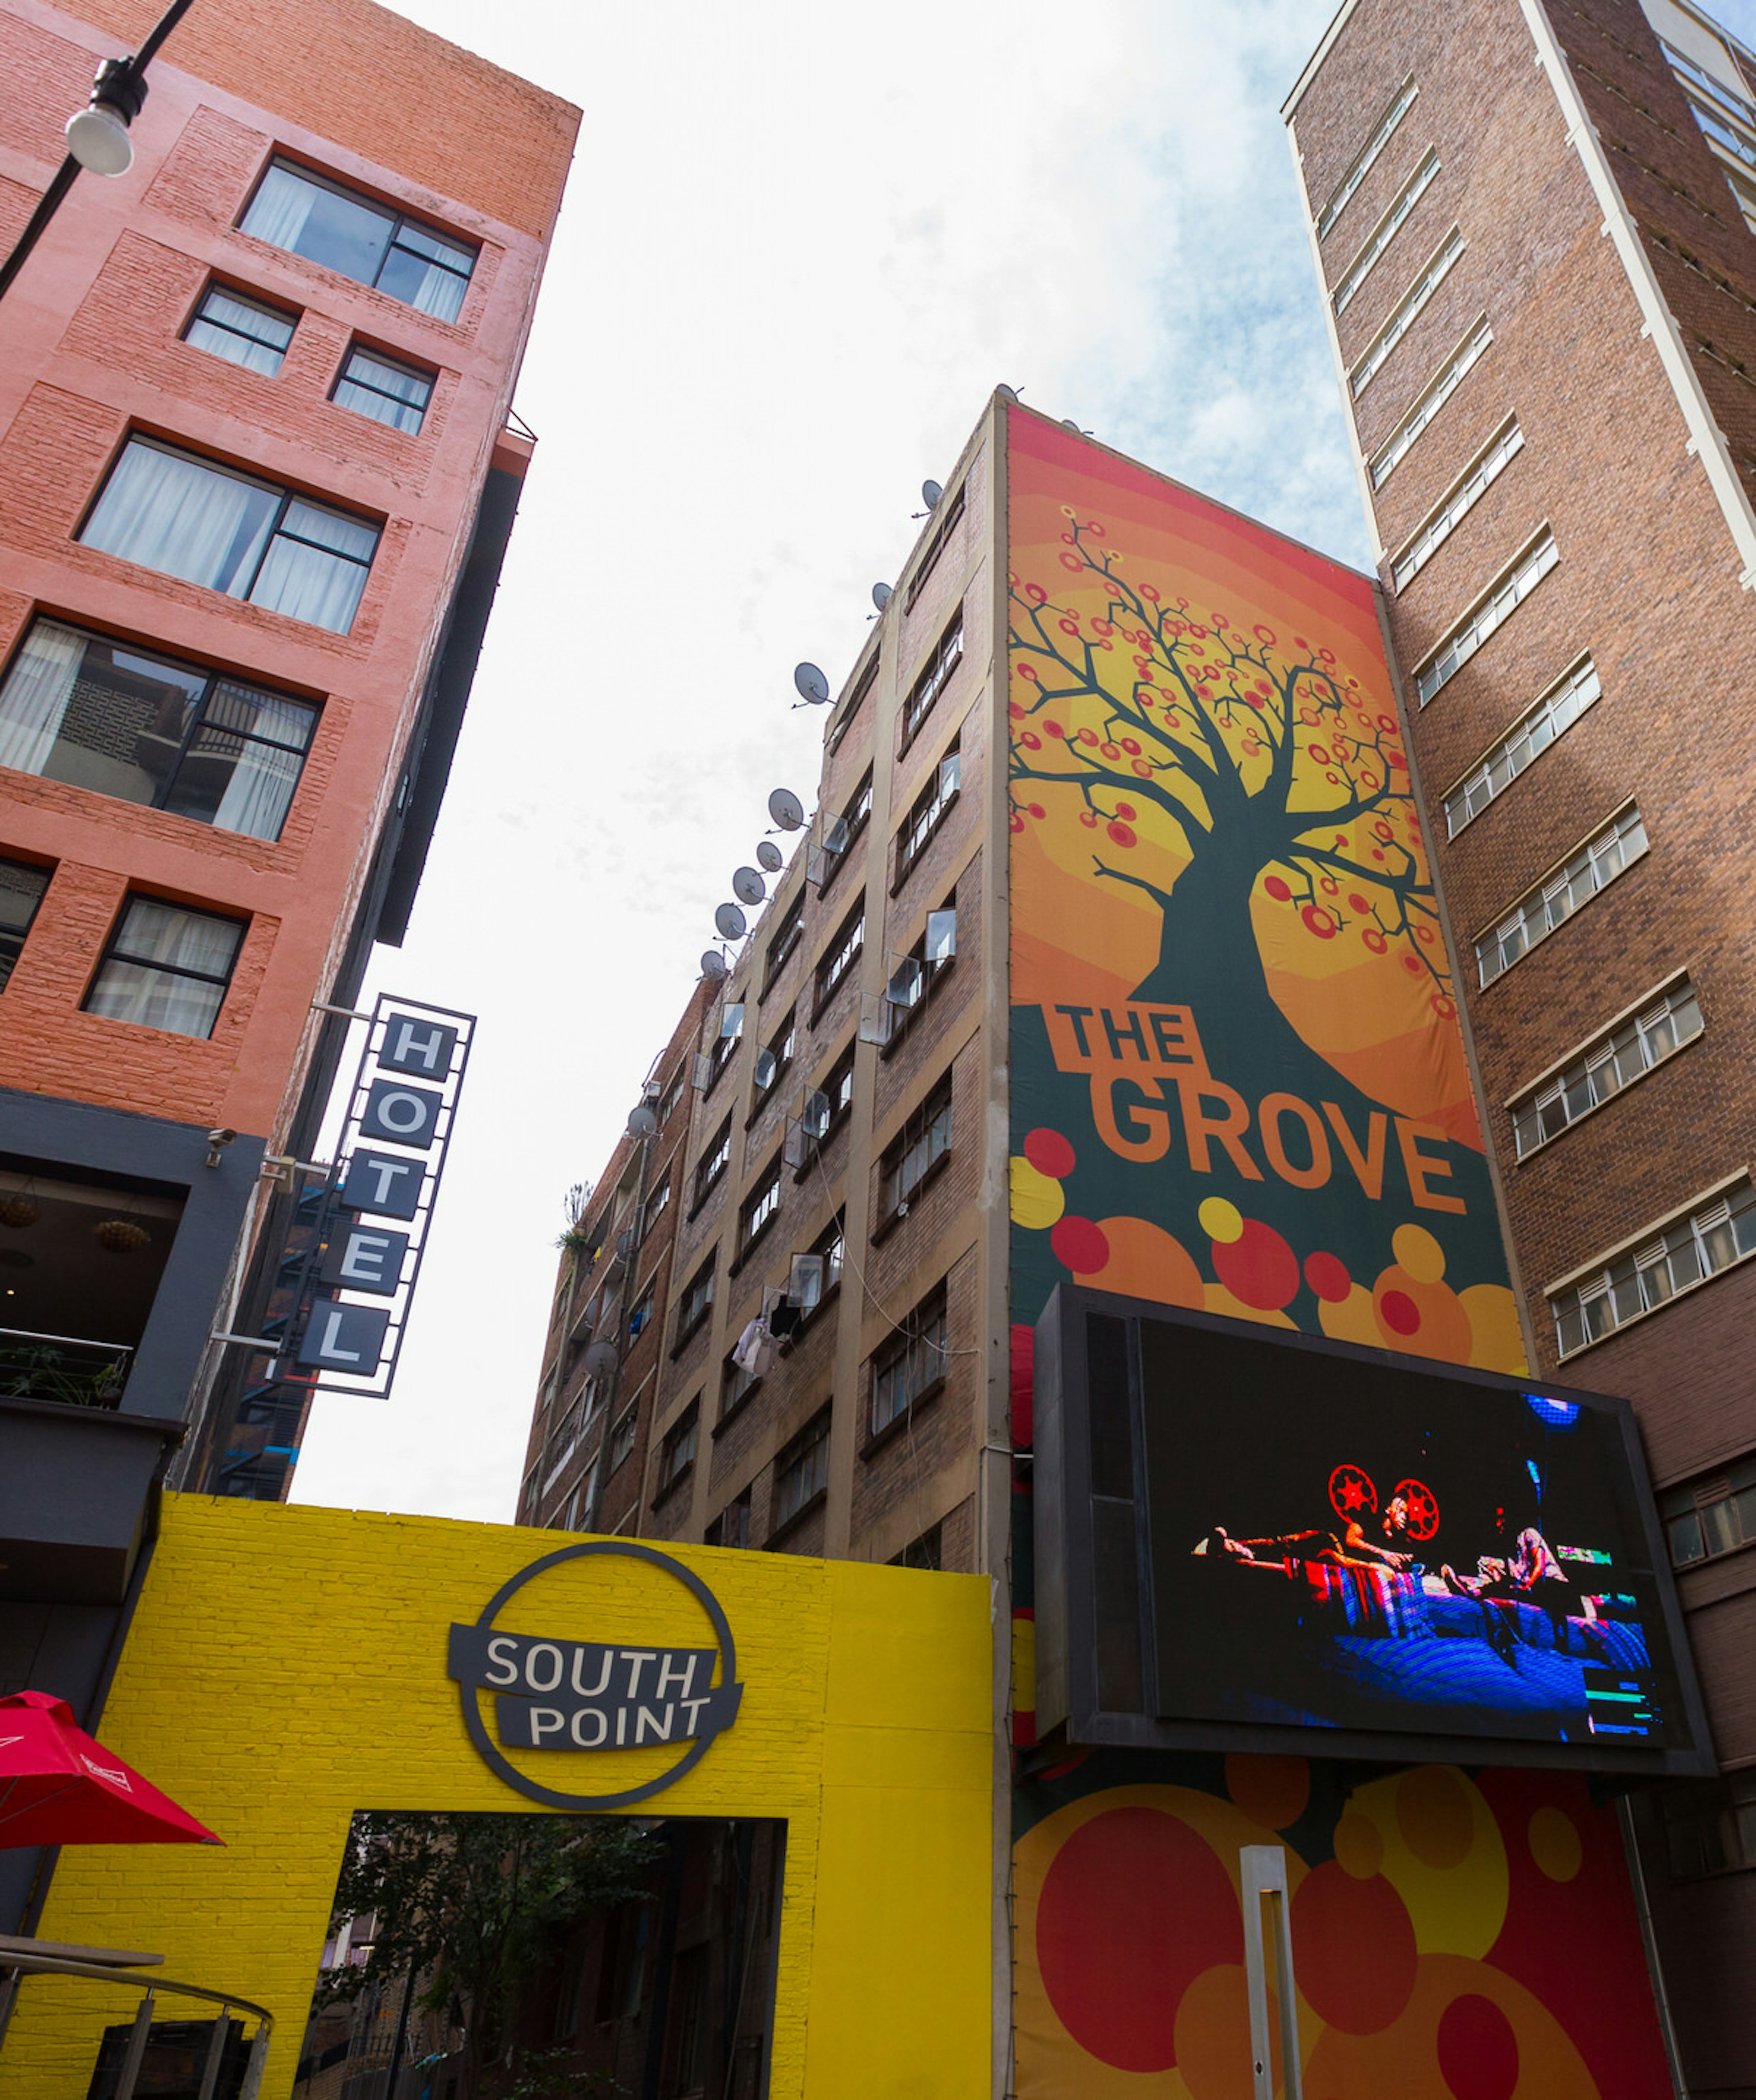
0, 0, 575, 1936
1287, 0, 1756, 2084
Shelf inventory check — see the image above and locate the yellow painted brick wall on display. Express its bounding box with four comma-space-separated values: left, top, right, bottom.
7, 1495, 994, 2098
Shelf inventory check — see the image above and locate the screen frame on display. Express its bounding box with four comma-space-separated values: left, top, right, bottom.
1032, 1282, 1716, 1777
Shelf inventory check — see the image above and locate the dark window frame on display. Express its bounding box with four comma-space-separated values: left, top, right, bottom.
182, 280, 299, 374
751, 1008, 795, 1114
84, 892, 248, 1041
902, 484, 966, 611
674, 1251, 717, 1351
735, 1157, 784, 1265
771, 1404, 833, 1537
828, 650, 880, 753
899, 607, 964, 754
879, 895, 958, 1059
0, 857, 51, 991
893, 743, 961, 891
813, 900, 865, 1019
817, 769, 873, 902
608, 1403, 638, 1474
761, 890, 806, 993
331, 341, 436, 434
877, 1071, 953, 1232
867, 1282, 948, 1447
793, 1040, 857, 1182
654, 1398, 699, 1502
690, 1116, 733, 1215
239, 156, 478, 316
707, 1485, 752, 1549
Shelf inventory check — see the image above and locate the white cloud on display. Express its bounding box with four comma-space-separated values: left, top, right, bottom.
289, 0, 1363, 1521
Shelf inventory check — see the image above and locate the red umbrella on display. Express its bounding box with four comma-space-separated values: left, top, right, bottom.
0, 1691, 221, 1848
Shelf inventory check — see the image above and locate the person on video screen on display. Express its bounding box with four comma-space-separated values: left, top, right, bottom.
1201, 1492, 1417, 1574
1441, 1503, 1606, 1648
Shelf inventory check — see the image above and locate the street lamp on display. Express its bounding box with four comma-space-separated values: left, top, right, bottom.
0, 0, 196, 305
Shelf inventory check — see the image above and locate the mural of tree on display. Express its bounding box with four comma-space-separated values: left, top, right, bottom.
1008, 506, 1451, 1099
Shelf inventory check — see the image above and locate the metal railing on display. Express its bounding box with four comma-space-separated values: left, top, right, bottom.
0, 1327, 134, 1408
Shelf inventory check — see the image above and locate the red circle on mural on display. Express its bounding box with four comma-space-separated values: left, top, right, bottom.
1436, 1993, 1520, 2100
1107, 822, 1137, 848
1115, 803, 1137, 820
1024, 1128, 1076, 1179
1044, 718, 1063, 738
1052, 1216, 1110, 1275
1211, 1219, 1300, 1310
1290, 1863, 1418, 2034
1305, 1251, 1352, 1303
1302, 905, 1337, 939
1037, 1807, 1242, 2073
1380, 1289, 1421, 1336
1264, 876, 1291, 901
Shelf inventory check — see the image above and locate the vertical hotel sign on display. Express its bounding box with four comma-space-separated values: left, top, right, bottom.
1003, 406, 1524, 1371
292, 995, 474, 1397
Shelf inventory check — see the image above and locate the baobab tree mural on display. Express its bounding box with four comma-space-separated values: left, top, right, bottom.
1002, 412, 1523, 1371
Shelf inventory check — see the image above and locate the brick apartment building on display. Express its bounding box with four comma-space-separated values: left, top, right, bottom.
0, 0, 575, 1934
1287, 0, 1756, 2084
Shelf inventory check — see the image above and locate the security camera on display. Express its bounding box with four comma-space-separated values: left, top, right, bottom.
205, 1128, 238, 1168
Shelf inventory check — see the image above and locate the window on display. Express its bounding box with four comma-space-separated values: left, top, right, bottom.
85, 895, 245, 1039
80, 438, 379, 635
1662, 1454, 1756, 1570
707, 1486, 752, 1550
773, 1407, 831, 1529
739, 1160, 782, 1254
789, 1210, 845, 1316
817, 1044, 857, 1130
239, 159, 476, 321
762, 891, 805, 991
816, 769, 872, 892
1316, 76, 1418, 238
871, 1283, 948, 1437
656, 1400, 698, 1495
815, 901, 864, 1008
641, 1168, 672, 1237
676, 1253, 716, 1345
880, 1073, 952, 1222
895, 745, 960, 884
1443, 656, 1599, 837
753, 1010, 795, 1102
880, 901, 957, 1048
184, 283, 296, 375
658, 1066, 686, 1125
1511, 979, 1702, 1159
332, 345, 434, 434
1551, 1177, 1756, 1357
828, 653, 878, 754
1349, 227, 1463, 396
890, 1521, 942, 1571
1370, 316, 1492, 488
609, 1404, 637, 1473
1659, 1772, 1756, 1880
1477, 806, 1647, 988
1332, 148, 1440, 316
708, 1001, 743, 1085
721, 1350, 760, 1419
901, 610, 964, 748
1393, 418, 1525, 591
1415, 530, 1559, 705
903, 483, 966, 610
0, 859, 49, 990
0, 619, 319, 841
626, 1286, 653, 1341
692, 1118, 732, 1208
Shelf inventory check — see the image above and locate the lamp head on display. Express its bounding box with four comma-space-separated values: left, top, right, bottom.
65, 55, 146, 177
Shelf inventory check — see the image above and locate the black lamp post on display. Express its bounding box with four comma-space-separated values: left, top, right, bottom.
0, 0, 197, 305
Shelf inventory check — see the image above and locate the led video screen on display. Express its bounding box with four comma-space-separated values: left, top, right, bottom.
1032, 1286, 1711, 1772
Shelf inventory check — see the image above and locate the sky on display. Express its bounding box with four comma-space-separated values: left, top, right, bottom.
288, 0, 1721, 1524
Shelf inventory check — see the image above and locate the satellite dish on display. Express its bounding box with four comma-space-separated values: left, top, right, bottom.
794, 662, 830, 706
584, 1341, 618, 1379
823, 815, 851, 855
996, 384, 1019, 401
701, 950, 728, 981
714, 902, 747, 941
756, 840, 783, 873
768, 788, 805, 831
733, 866, 766, 906
921, 479, 943, 510
872, 582, 892, 611
626, 1104, 658, 1139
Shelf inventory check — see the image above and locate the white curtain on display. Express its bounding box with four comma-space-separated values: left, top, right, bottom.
249, 502, 374, 633
89, 900, 241, 1038
0, 621, 82, 774
411, 260, 467, 322
239, 164, 316, 252
211, 685, 308, 839
81, 443, 276, 598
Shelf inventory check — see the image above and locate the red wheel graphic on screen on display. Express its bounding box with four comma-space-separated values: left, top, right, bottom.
1393, 1478, 1440, 1541
1328, 1464, 1377, 1521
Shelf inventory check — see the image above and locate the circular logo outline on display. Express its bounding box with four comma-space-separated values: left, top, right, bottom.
458, 1539, 739, 1811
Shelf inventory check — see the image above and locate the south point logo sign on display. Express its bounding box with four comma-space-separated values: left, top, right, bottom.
447, 1541, 743, 1810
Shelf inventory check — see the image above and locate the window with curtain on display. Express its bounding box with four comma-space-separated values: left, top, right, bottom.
86, 897, 246, 1039
332, 345, 434, 434
239, 160, 476, 322
0, 619, 317, 840
183, 284, 298, 375
80, 439, 380, 634
0, 859, 50, 991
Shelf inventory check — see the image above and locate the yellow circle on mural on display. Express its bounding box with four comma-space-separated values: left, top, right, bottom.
1334, 1811, 1384, 1880
1529, 1805, 1584, 1883
1010, 1157, 1066, 1231
1391, 1223, 1446, 1284
1199, 1197, 1243, 1244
